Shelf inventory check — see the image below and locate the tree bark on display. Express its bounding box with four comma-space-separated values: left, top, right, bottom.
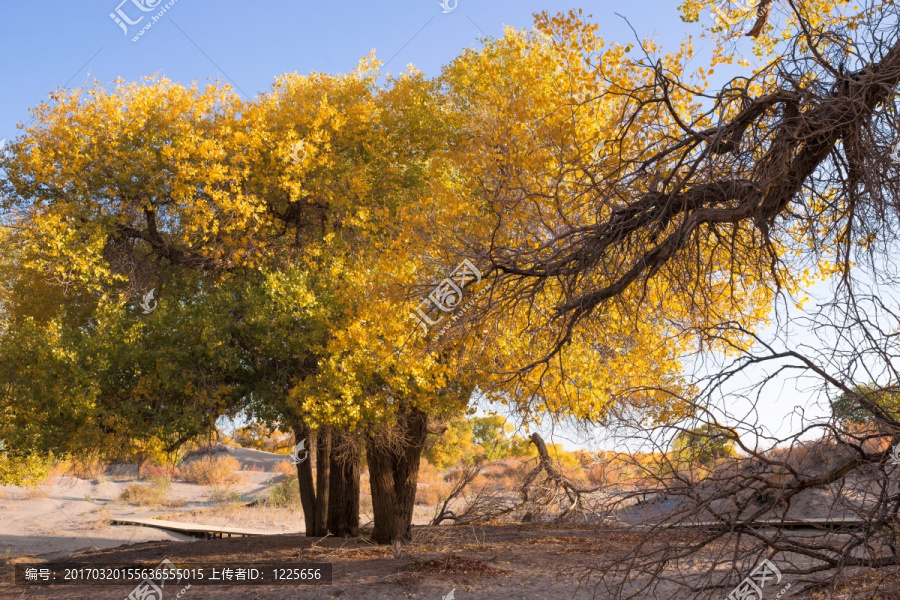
314, 429, 331, 536
291, 423, 318, 536
327, 431, 361, 537
366, 408, 428, 544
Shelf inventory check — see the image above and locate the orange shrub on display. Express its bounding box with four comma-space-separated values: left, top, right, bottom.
273, 460, 296, 476
177, 455, 242, 485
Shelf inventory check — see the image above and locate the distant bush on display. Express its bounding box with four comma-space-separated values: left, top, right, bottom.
415, 483, 444, 506
119, 474, 173, 506
140, 464, 177, 480
359, 470, 372, 514
415, 458, 449, 505
232, 424, 293, 454
264, 475, 301, 508
273, 460, 296, 476
177, 455, 241, 485
424, 417, 476, 470
209, 486, 244, 504
147, 473, 172, 491
359, 492, 373, 514
53, 456, 107, 480
0, 452, 52, 487
182, 444, 230, 462
120, 483, 158, 504
478, 458, 524, 491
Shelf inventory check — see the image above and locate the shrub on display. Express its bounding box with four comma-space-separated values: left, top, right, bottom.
24, 488, 46, 500
416, 458, 449, 505
140, 464, 176, 480
232, 424, 293, 453
53, 456, 107, 480
359, 470, 372, 513
119, 483, 166, 505
415, 483, 444, 506
119, 474, 185, 507
273, 460, 296, 476
359, 493, 373, 514
147, 473, 172, 492
0, 453, 52, 487
209, 486, 244, 504
177, 455, 241, 485
585, 462, 619, 486
424, 417, 476, 470
182, 444, 230, 462
264, 476, 301, 508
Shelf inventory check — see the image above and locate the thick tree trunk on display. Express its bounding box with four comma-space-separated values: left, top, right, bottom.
366, 408, 428, 544
327, 431, 361, 537
313, 430, 331, 536
292, 423, 318, 536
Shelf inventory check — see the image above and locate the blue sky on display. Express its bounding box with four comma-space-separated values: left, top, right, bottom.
0, 0, 720, 141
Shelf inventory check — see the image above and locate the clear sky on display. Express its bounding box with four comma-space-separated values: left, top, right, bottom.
0, 0, 727, 142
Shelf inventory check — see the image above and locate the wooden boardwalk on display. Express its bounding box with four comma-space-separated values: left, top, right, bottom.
110, 516, 275, 539
666, 517, 867, 530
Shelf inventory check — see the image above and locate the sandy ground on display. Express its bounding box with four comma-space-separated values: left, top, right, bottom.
0, 445, 438, 562
4, 523, 891, 600
6, 448, 897, 599
0, 446, 292, 560
0, 524, 683, 600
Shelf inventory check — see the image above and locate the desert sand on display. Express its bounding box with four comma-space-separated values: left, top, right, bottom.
0, 446, 296, 560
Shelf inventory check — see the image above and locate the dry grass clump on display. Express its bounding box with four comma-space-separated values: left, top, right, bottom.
416, 459, 450, 506
182, 443, 230, 462
119, 473, 184, 507
478, 458, 526, 490
209, 486, 244, 504
264, 475, 301, 508
805, 571, 900, 599
119, 483, 166, 504
24, 488, 46, 500
407, 554, 505, 576
85, 508, 112, 530
584, 460, 624, 486
360, 469, 373, 514
139, 464, 176, 480
765, 438, 870, 477
52, 456, 108, 480
176, 455, 242, 485
273, 460, 296, 476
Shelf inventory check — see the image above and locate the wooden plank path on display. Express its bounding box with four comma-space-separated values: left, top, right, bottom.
110, 516, 274, 539
665, 517, 867, 530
